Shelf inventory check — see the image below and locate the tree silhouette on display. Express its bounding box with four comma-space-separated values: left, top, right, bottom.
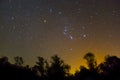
0, 56, 39, 80
98, 55, 120, 80
32, 56, 49, 80
14, 56, 24, 66
74, 53, 99, 80
47, 55, 70, 80
74, 66, 89, 80
84, 52, 97, 70
0, 56, 9, 65
0, 52, 120, 80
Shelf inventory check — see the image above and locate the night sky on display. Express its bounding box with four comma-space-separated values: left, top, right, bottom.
0, 0, 120, 73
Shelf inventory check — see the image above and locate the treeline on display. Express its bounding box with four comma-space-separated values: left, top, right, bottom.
0, 52, 120, 80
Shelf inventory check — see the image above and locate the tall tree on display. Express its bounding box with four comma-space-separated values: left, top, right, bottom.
14, 56, 24, 66
0, 56, 9, 65
48, 55, 70, 80
32, 56, 49, 80
98, 55, 120, 80
84, 52, 97, 70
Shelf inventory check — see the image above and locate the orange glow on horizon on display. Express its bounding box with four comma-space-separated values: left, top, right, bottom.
67, 50, 119, 74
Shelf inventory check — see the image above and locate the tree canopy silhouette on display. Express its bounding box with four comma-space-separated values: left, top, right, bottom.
0, 52, 120, 80
32, 56, 48, 80
14, 56, 24, 66
47, 55, 70, 80
98, 55, 120, 80
84, 52, 97, 70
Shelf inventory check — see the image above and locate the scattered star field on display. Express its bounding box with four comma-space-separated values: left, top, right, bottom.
0, 0, 120, 73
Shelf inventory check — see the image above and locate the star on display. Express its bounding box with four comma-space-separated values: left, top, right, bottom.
69, 48, 73, 51
11, 16, 15, 20
0, 0, 120, 74
63, 26, 68, 35
58, 11, 62, 15
69, 35, 73, 40
83, 34, 87, 38
49, 8, 53, 14
82, 26, 86, 30
43, 20, 47, 23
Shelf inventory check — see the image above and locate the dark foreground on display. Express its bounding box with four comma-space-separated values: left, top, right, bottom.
0, 53, 120, 80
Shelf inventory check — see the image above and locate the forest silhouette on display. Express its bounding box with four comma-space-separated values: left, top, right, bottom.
0, 52, 120, 80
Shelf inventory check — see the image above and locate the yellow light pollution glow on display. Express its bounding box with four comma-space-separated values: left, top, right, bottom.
0, 0, 120, 75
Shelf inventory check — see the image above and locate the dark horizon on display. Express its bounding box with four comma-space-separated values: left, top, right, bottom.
0, 52, 120, 80
0, 52, 120, 74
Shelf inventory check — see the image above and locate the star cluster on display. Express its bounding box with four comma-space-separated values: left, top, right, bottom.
0, 0, 120, 73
